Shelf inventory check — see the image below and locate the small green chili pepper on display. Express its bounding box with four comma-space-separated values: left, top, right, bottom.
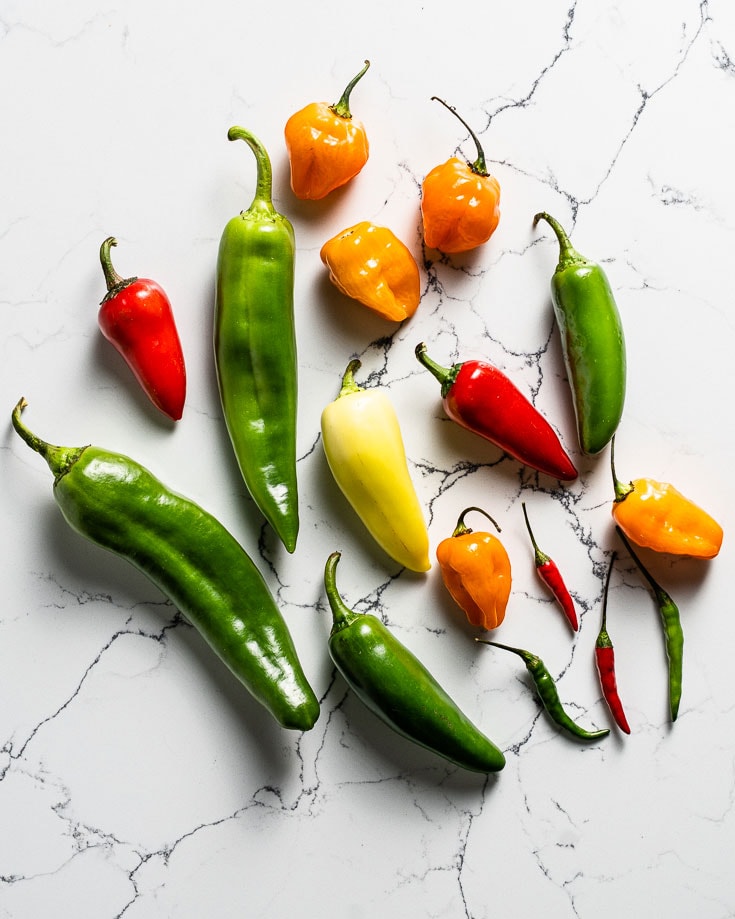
11, 398, 320, 731
616, 527, 683, 721
478, 639, 610, 741
324, 552, 506, 773
533, 211, 626, 456
214, 126, 299, 552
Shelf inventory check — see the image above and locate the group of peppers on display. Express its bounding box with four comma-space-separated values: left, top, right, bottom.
11, 62, 725, 775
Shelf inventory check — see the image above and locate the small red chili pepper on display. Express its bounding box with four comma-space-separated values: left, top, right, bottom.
414, 342, 578, 481
97, 237, 187, 421
595, 551, 631, 734
521, 502, 578, 631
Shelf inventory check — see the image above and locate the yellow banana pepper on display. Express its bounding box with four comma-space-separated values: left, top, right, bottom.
321, 359, 430, 572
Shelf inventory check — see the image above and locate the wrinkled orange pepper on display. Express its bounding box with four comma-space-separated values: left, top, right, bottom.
436, 506, 512, 630
611, 439, 723, 559
421, 97, 501, 254
320, 221, 421, 322
284, 61, 370, 200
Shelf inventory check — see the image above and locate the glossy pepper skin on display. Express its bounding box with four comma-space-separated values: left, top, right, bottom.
521, 502, 578, 631
320, 221, 421, 322
214, 127, 299, 553
415, 342, 578, 481
324, 552, 506, 773
595, 552, 631, 733
534, 212, 626, 455
97, 237, 186, 421
11, 399, 320, 731
610, 439, 723, 559
436, 506, 511, 630
321, 359, 430, 572
285, 60, 370, 200
421, 97, 500, 254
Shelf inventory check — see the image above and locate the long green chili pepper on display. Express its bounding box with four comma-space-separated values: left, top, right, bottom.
214, 126, 299, 552
324, 552, 506, 773
477, 639, 609, 741
616, 526, 683, 721
11, 398, 320, 731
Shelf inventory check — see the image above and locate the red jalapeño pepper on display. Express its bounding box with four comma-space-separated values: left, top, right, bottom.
595, 552, 631, 734
521, 502, 578, 631
98, 237, 186, 421
415, 343, 578, 481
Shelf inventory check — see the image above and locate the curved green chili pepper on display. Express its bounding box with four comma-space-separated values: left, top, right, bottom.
11, 398, 320, 731
533, 211, 626, 456
478, 639, 609, 741
324, 552, 506, 773
215, 126, 299, 552
616, 527, 683, 721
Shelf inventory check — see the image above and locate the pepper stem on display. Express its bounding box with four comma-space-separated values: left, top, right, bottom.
324, 551, 360, 631
521, 502, 551, 566
227, 126, 274, 214
476, 638, 536, 668
432, 96, 489, 177
453, 506, 501, 538
610, 436, 634, 502
99, 237, 136, 303
11, 398, 87, 481
598, 550, 618, 639
414, 342, 460, 399
337, 359, 364, 399
532, 212, 587, 271
331, 60, 370, 119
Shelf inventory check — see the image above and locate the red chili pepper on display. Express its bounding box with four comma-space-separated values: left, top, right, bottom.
98, 237, 186, 421
521, 502, 578, 631
595, 551, 631, 734
414, 343, 578, 481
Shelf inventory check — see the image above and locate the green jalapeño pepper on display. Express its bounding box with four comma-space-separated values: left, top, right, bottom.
215, 127, 299, 552
323, 551, 506, 773
534, 212, 626, 456
12, 398, 320, 731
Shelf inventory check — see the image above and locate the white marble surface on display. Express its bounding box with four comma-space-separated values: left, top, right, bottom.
2, 1, 735, 916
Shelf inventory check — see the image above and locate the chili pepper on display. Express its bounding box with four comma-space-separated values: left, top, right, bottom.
284, 60, 370, 200
320, 222, 421, 322
97, 237, 186, 421
414, 342, 578, 481
610, 437, 723, 559
214, 126, 299, 553
595, 551, 631, 733
521, 502, 578, 631
533, 211, 626, 456
320, 359, 430, 572
478, 639, 609, 741
617, 527, 683, 721
11, 398, 320, 731
436, 506, 511, 630
421, 97, 501, 254
323, 551, 505, 773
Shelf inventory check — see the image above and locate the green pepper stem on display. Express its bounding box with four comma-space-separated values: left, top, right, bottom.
533, 211, 587, 271
414, 342, 460, 399
331, 60, 370, 119
597, 550, 618, 645
324, 551, 360, 631
337, 359, 363, 399
432, 96, 489, 177
227, 126, 274, 215
99, 237, 136, 302
610, 436, 634, 502
453, 506, 501, 538
476, 638, 536, 668
11, 398, 87, 481
521, 502, 550, 566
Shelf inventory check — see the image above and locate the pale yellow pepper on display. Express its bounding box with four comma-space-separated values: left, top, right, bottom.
321, 359, 430, 572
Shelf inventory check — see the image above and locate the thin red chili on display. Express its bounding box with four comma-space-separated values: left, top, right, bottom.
521, 502, 578, 631
595, 551, 631, 734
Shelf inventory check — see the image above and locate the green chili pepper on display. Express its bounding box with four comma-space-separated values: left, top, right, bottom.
214, 126, 299, 552
11, 398, 320, 731
533, 211, 626, 456
324, 552, 506, 773
616, 527, 683, 721
478, 639, 610, 741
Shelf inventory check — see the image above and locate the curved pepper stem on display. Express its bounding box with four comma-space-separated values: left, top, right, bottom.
521, 502, 551, 566
99, 237, 137, 302
331, 60, 370, 119
477, 638, 536, 667
337, 359, 364, 399
597, 550, 618, 646
432, 96, 489, 177
324, 551, 360, 631
610, 435, 635, 502
414, 342, 460, 399
533, 211, 588, 272
227, 126, 275, 215
452, 506, 502, 538
11, 398, 87, 481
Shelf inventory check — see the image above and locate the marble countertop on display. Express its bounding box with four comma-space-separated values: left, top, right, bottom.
3, 1, 735, 917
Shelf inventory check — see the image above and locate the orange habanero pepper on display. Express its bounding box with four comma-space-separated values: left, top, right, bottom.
436, 506, 512, 630
610, 438, 723, 559
320, 221, 421, 322
284, 60, 370, 200
421, 97, 501, 254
